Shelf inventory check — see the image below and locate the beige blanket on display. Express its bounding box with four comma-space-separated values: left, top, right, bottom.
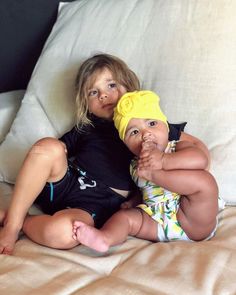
0, 183, 236, 295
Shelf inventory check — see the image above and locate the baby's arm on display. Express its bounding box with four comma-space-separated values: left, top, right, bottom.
138, 140, 208, 173
179, 131, 210, 169
162, 140, 208, 171
137, 142, 212, 195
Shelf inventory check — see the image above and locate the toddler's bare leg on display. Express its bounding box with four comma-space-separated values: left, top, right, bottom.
0, 137, 67, 255
73, 208, 157, 252
23, 208, 94, 249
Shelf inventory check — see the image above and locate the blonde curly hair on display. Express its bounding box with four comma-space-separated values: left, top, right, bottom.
75, 53, 140, 130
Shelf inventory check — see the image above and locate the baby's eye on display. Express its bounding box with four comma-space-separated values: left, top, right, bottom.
148, 120, 158, 127
130, 129, 139, 136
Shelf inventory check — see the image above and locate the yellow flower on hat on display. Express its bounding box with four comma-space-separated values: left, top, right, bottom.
113, 90, 168, 141
116, 94, 135, 116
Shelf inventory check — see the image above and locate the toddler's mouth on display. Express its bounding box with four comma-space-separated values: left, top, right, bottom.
102, 103, 114, 110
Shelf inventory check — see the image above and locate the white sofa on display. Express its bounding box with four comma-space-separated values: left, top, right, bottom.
1, 1, 236, 294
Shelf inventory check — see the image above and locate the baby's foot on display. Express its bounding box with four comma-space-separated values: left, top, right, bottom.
0, 225, 19, 255
142, 140, 157, 151
72, 221, 109, 252
137, 168, 152, 181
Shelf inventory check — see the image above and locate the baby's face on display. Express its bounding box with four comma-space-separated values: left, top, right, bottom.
124, 118, 169, 156
87, 68, 126, 120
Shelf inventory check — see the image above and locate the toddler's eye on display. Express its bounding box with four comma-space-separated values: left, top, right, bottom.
88, 90, 98, 98
108, 82, 117, 89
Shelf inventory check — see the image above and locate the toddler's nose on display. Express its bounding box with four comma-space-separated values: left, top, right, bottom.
98, 92, 108, 101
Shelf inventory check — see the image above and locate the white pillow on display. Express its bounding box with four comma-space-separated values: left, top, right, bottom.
0, 90, 25, 143
0, 0, 236, 204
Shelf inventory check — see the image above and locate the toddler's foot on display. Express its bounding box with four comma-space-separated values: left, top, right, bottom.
0, 225, 19, 255
72, 221, 109, 252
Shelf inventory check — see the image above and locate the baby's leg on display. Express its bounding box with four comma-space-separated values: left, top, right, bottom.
23, 208, 94, 249
177, 170, 219, 240
0, 137, 68, 255
143, 168, 218, 241
73, 221, 109, 252
73, 208, 143, 252
73, 208, 157, 252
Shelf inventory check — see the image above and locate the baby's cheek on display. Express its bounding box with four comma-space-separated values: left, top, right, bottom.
132, 144, 142, 157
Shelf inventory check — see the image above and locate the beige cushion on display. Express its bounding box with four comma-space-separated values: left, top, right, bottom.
0, 0, 235, 204
0, 90, 25, 143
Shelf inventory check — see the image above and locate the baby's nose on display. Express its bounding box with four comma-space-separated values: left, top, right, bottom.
142, 131, 153, 141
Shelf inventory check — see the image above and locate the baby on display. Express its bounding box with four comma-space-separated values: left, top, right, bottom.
72, 90, 222, 252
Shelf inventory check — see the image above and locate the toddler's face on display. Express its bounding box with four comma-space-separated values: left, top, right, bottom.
124, 118, 169, 156
87, 68, 126, 120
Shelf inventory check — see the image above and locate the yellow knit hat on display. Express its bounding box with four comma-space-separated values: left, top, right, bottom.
113, 90, 168, 141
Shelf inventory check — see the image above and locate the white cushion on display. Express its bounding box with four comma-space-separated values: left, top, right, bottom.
0, 90, 25, 143
0, 0, 235, 204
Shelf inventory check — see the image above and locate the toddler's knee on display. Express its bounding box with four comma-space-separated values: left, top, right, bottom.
44, 214, 78, 249
29, 137, 66, 161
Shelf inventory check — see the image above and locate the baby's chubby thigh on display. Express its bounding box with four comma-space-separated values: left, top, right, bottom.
177, 196, 217, 241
